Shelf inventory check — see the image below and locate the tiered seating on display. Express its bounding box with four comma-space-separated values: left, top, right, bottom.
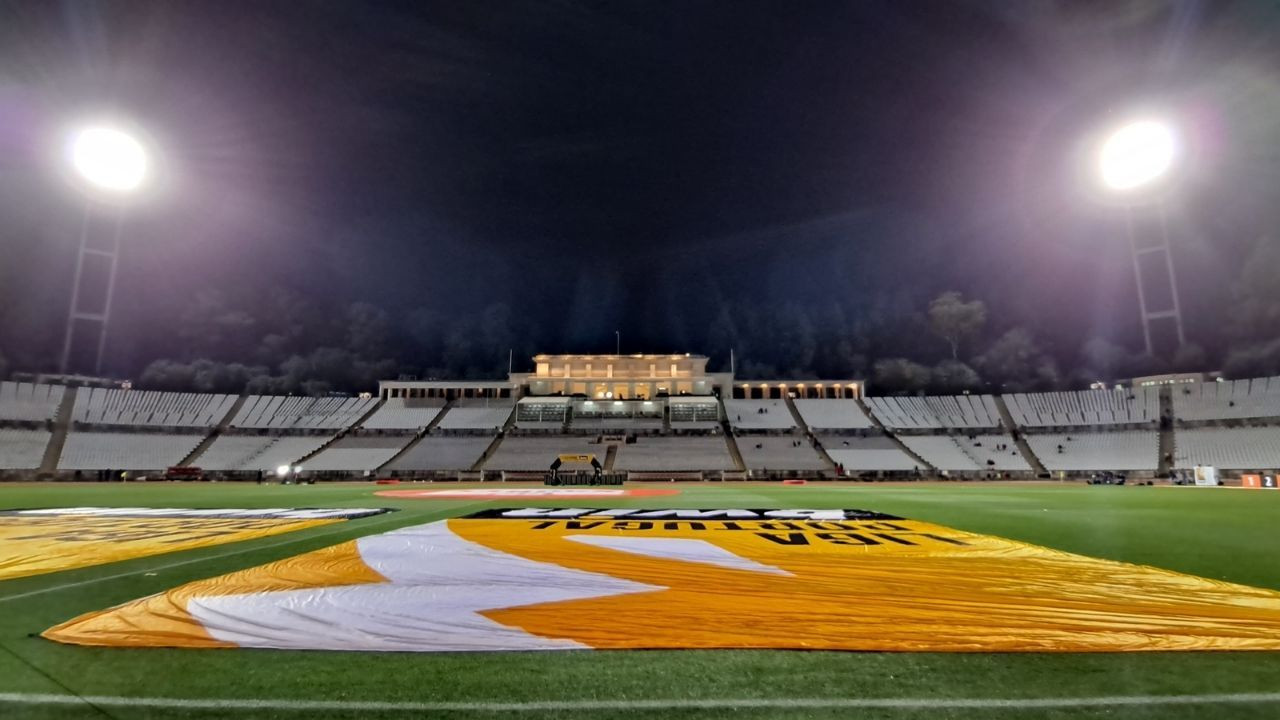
899, 434, 1030, 471
360, 398, 445, 430
59, 432, 204, 470
865, 395, 1001, 429
793, 399, 873, 429
485, 436, 603, 471
385, 436, 493, 471
304, 436, 413, 471
193, 435, 331, 471
1003, 389, 1157, 427
231, 396, 377, 430
897, 436, 979, 471
822, 435, 920, 472
1172, 378, 1280, 421
965, 434, 1032, 471
72, 389, 236, 427
436, 400, 514, 431
613, 437, 736, 471
725, 400, 795, 430
1025, 431, 1157, 471
0, 382, 65, 422
1173, 427, 1280, 469
0, 428, 51, 469
514, 399, 569, 429
736, 436, 827, 471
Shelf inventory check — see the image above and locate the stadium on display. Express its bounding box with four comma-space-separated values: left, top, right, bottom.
5, 2, 1280, 720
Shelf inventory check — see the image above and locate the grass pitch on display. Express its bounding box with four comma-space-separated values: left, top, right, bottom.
0, 481, 1278, 719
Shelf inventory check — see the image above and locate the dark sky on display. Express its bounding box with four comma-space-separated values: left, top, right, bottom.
2, 0, 1280, 374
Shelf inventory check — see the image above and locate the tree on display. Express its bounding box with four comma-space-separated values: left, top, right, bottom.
931, 360, 981, 394
928, 292, 986, 360
0, 346, 7, 381
975, 327, 1061, 391
872, 358, 932, 394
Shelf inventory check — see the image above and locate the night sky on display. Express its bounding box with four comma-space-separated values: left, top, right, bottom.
2, 1, 1280, 379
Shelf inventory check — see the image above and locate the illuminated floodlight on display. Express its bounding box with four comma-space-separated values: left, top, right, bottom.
293, 465, 302, 474
276, 464, 291, 477
1098, 120, 1176, 192
68, 126, 149, 193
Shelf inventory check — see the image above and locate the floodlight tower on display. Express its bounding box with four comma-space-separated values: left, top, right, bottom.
1096, 118, 1186, 356
59, 124, 153, 376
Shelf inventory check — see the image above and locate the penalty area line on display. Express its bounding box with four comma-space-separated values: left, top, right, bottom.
1, 692, 1279, 712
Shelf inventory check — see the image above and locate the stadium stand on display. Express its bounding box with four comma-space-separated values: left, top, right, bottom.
725, 399, 796, 430
514, 398, 569, 429
72, 388, 236, 427
193, 435, 332, 471
865, 395, 1001, 429
0, 428, 52, 469
822, 435, 921, 472
484, 436, 604, 471
303, 436, 413, 471
1003, 388, 1158, 427
59, 432, 204, 470
0, 382, 65, 422
384, 436, 493, 471
792, 399, 873, 429
360, 398, 445, 430
667, 397, 721, 430
613, 436, 737, 471
899, 434, 1030, 472
1026, 431, 1158, 471
736, 436, 828, 471
965, 434, 1033, 471
1171, 378, 1280, 421
230, 395, 377, 430
1173, 427, 1280, 470
436, 399, 514, 431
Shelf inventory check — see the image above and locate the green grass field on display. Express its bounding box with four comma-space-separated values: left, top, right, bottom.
1, 481, 1278, 720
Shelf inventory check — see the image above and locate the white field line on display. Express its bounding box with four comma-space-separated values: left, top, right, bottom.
0, 511, 417, 604
1, 691, 1279, 713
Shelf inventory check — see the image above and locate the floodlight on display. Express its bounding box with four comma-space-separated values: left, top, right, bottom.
276, 464, 291, 477
1098, 120, 1175, 191
69, 126, 149, 193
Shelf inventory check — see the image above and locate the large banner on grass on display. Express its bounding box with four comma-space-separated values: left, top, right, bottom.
0, 507, 389, 581
45, 507, 1280, 652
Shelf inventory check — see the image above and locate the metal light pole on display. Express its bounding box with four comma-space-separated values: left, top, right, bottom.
1097, 119, 1185, 356
58, 125, 151, 376
615, 330, 620, 355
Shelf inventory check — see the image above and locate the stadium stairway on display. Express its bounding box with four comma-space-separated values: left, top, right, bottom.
783, 393, 838, 475
855, 395, 936, 474
993, 395, 1047, 475
1157, 386, 1174, 476
375, 398, 456, 474
38, 386, 77, 475
603, 443, 618, 471
471, 402, 521, 472
179, 393, 249, 468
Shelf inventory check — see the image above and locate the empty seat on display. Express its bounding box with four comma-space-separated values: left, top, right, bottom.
0, 382, 65, 422
1025, 431, 1157, 471
724, 400, 795, 430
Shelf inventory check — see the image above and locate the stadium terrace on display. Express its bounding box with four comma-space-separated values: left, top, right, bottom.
3, 352, 1279, 485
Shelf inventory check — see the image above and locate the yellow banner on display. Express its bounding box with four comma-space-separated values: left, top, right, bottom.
0, 508, 385, 581
44, 508, 1280, 652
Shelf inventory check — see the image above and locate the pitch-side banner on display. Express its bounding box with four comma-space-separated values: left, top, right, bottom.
0, 507, 389, 581
45, 507, 1280, 652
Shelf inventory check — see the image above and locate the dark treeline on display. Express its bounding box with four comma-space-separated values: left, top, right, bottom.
1, 235, 1274, 397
